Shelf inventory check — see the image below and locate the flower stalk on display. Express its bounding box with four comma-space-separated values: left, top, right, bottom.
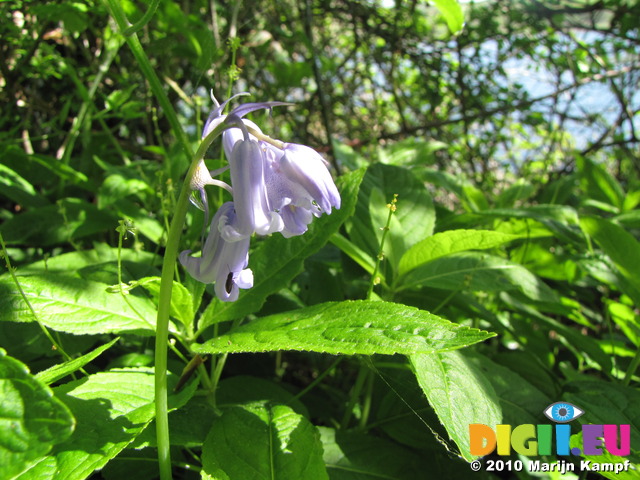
154, 122, 228, 480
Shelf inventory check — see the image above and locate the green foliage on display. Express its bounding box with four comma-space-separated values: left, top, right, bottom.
0, 350, 74, 480
411, 351, 502, 462
1, 0, 640, 478
194, 300, 494, 355
202, 402, 327, 480
15, 369, 196, 480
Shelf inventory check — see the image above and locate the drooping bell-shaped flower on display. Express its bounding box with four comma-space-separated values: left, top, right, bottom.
257, 141, 341, 237
221, 139, 284, 240
179, 202, 253, 302
278, 143, 341, 215
183, 94, 342, 302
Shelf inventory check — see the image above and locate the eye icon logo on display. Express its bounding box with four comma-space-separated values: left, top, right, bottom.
543, 402, 584, 423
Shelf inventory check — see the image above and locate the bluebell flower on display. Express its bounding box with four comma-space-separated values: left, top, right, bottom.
222, 138, 284, 240
179, 202, 253, 302
181, 94, 341, 301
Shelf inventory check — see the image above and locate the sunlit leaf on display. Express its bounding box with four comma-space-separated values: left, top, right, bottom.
398, 229, 522, 277
348, 164, 435, 273
15, 368, 196, 480
430, 0, 465, 34
202, 402, 327, 479
0, 350, 74, 480
399, 251, 559, 303
411, 350, 502, 462
580, 215, 640, 296
0, 273, 161, 335
35, 338, 120, 385
193, 300, 495, 355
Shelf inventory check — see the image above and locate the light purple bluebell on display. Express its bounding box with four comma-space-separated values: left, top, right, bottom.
179, 202, 253, 302
181, 95, 341, 301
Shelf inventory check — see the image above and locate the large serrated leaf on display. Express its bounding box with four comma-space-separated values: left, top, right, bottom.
15, 368, 196, 480
0, 273, 160, 335
397, 229, 522, 277
202, 402, 328, 480
197, 168, 365, 330
0, 350, 75, 480
410, 350, 502, 462
193, 300, 495, 355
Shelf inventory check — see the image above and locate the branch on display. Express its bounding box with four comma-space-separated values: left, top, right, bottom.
380, 65, 638, 141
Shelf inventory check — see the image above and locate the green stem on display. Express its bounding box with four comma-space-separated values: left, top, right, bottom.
340, 362, 369, 429
367, 194, 397, 300
209, 353, 228, 412
103, 4, 213, 476
123, 0, 161, 36
358, 368, 374, 431
151, 123, 227, 479
104, 0, 193, 162
290, 357, 343, 403
0, 233, 72, 362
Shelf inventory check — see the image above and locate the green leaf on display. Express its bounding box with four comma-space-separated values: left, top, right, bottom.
330, 232, 378, 280
410, 350, 502, 462
197, 168, 365, 329
30, 154, 89, 185
377, 137, 447, 167
320, 426, 469, 479
134, 276, 194, 328
202, 402, 328, 480
0, 198, 117, 246
398, 229, 522, 277
577, 155, 625, 211
0, 349, 75, 480
607, 300, 640, 346
0, 163, 50, 208
502, 292, 613, 373
474, 205, 582, 244
97, 172, 153, 209
347, 164, 435, 273
580, 215, 640, 295
418, 169, 488, 212
193, 300, 495, 355
431, 0, 465, 34
35, 338, 120, 385
16, 246, 161, 277
16, 368, 196, 480
570, 432, 640, 480
0, 273, 161, 336
135, 375, 310, 449
399, 251, 559, 303
466, 352, 550, 426
495, 179, 535, 208
565, 379, 640, 467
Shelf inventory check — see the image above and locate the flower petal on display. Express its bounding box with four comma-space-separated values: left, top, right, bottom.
179, 202, 253, 302
228, 139, 284, 237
